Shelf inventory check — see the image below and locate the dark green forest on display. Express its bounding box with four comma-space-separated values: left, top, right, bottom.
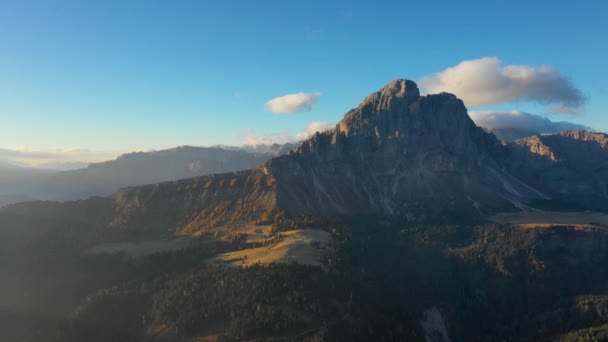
2, 217, 608, 341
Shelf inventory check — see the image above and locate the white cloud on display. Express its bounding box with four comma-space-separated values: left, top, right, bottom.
265, 92, 321, 114
295, 121, 335, 140
420, 57, 585, 111
469, 110, 592, 134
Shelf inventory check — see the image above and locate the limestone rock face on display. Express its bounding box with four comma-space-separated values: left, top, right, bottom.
338, 79, 420, 137
263, 79, 543, 219
507, 131, 608, 209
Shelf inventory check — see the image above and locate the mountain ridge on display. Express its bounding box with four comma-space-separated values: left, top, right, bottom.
3, 79, 608, 238
506, 130, 608, 209
0, 144, 294, 202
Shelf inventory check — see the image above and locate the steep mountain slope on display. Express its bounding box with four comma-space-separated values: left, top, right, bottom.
507, 131, 608, 209
47, 146, 277, 200
108, 170, 277, 237
264, 79, 546, 219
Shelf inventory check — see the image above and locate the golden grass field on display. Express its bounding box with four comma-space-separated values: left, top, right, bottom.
86, 220, 334, 270
209, 229, 332, 268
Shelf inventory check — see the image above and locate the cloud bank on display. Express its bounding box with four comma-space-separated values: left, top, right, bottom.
266, 92, 321, 114
420, 57, 585, 111
469, 110, 592, 134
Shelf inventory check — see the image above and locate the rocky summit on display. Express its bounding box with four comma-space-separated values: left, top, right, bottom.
264, 79, 544, 219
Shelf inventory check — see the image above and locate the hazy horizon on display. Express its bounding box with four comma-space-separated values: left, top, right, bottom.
0, 142, 295, 170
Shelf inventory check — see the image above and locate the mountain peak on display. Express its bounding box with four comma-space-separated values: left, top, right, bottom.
377, 79, 420, 100
357, 79, 420, 110
337, 79, 421, 137
285, 78, 494, 165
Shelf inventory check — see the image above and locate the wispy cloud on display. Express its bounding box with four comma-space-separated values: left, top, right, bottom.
240, 128, 295, 146
240, 121, 335, 145
295, 121, 335, 140
265, 92, 321, 114
469, 110, 592, 134
420, 57, 586, 111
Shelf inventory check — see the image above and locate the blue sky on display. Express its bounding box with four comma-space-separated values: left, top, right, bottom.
0, 0, 606, 165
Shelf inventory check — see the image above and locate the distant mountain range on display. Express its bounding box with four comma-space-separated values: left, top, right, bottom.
0, 163, 56, 203
0, 194, 33, 208
0, 144, 295, 202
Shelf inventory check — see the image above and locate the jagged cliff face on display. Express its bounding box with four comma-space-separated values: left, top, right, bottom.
507, 131, 608, 209
514, 131, 608, 163
263, 80, 544, 219
291, 80, 496, 171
